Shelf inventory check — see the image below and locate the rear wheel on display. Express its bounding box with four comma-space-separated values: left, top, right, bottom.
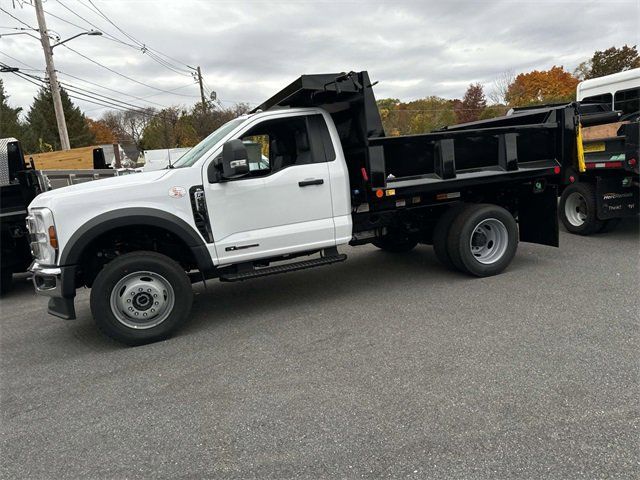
372, 231, 418, 253
432, 203, 466, 270
559, 183, 602, 235
90, 251, 193, 345
447, 204, 518, 277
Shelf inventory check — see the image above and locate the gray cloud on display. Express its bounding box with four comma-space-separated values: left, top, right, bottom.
1, 0, 638, 118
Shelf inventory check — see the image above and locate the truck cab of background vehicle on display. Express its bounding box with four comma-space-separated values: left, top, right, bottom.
28, 71, 580, 345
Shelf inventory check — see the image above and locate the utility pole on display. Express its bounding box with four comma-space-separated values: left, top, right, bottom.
34, 0, 70, 150
196, 66, 207, 111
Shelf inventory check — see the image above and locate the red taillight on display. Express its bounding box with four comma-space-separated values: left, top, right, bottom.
553, 166, 561, 174
629, 158, 637, 167
361, 167, 369, 181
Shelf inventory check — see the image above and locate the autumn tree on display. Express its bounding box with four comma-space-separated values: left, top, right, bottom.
505, 66, 578, 107
140, 107, 199, 150
188, 101, 251, 142
575, 45, 640, 80
0, 79, 22, 139
85, 118, 118, 144
23, 86, 95, 152
455, 83, 487, 123
377, 97, 457, 136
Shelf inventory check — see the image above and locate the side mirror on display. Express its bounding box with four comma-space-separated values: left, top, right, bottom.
221, 139, 250, 179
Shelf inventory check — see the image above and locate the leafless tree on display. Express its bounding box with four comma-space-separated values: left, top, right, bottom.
488, 70, 516, 105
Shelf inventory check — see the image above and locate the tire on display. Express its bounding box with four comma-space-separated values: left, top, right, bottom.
597, 218, 621, 233
90, 251, 193, 346
432, 203, 466, 270
0, 267, 13, 295
559, 183, 602, 235
447, 204, 518, 277
372, 231, 418, 253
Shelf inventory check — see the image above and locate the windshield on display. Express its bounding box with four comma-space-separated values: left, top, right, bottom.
171, 117, 246, 168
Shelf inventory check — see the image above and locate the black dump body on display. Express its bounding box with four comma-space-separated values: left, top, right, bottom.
254, 71, 580, 209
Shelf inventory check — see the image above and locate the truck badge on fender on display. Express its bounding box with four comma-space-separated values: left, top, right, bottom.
168, 186, 187, 198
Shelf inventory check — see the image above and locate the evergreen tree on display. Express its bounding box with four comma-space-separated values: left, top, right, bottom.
456, 84, 487, 123
0, 79, 23, 139
23, 86, 95, 152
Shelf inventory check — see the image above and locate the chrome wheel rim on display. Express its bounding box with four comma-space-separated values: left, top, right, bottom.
109, 271, 175, 329
469, 218, 509, 265
565, 192, 587, 227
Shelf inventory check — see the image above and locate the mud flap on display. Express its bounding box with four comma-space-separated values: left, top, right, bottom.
518, 185, 559, 247
596, 176, 639, 220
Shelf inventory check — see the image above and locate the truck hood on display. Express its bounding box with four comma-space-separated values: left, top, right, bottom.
30, 169, 170, 209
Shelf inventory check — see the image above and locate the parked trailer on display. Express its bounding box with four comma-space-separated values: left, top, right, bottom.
28, 71, 585, 345
559, 69, 640, 235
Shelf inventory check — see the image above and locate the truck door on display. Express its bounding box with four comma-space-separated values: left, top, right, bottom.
204, 113, 336, 265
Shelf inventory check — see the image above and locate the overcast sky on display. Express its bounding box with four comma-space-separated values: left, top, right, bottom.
1, 0, 638, 119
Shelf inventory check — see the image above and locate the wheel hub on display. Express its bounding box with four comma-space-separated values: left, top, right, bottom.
564, 191, 587, 227
469, 218, 508, 265
110, 271, 175, 329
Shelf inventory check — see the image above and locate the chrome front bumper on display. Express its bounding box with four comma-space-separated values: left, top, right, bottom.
30, 261, 76, 319
30, 261, 62, 297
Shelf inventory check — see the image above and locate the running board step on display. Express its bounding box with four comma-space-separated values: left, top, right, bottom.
220, 254, 347, 282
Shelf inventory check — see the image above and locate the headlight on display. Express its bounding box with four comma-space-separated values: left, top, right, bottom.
26, 208, 58, 265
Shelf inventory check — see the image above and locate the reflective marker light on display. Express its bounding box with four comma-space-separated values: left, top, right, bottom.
375, 189, 384, 198
48, 226, 58, 249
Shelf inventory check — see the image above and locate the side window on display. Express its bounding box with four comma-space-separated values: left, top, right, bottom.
581, 93, 613, 109
614, 88, 640, 115
238, 115, 330, 177
243, 134, 270, 172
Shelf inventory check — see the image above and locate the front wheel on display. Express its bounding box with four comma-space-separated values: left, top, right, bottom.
90, 251, 193, 345
559, 183, 602, 235
447, 204, 518, 277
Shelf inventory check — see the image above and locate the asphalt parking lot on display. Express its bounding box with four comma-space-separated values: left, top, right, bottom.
1, 221, 638, 479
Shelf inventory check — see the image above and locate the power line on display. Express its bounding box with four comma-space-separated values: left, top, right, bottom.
0, 7, 36, 30
8, 68, 161, 117
83, 0, 194, 71
54, 0, 193, 77
0, 50, 39, 70
59, 43, 199, 98
15, 68, 158, 113
56, 70, 174, 109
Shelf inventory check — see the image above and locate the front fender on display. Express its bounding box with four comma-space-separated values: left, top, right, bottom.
59, 207, 215, 275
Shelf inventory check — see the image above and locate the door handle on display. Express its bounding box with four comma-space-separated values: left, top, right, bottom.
298, 179, 324, 187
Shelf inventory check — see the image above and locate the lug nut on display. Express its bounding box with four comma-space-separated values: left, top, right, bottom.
138, 288, 143, 292
154, 301, 159, 305
153, 294, 158, 298
127, 299, 131, 303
